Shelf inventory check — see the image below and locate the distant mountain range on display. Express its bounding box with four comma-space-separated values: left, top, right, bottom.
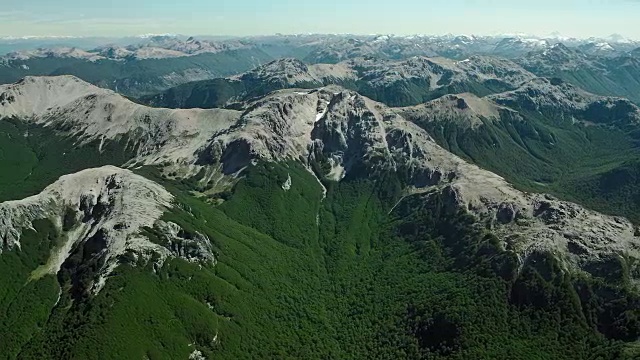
139, 57, 536, 108
1, 34, 639, 98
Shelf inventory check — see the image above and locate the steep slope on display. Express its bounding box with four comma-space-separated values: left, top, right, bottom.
518, 44, 640, 104
142, 56, 536, 109
350, 55, 536, 106
489, 77, 640, 126
0, 166, 218, 358
0, 166, 175, 284
140, 58, 357, 109
578, 41, 618, 57
401, 77, 640, 221
492, 37, 551, 58
0, 76, 240, 169
3, 76, 640, 358
0, 48, 274, 97
4, 75, 638, 276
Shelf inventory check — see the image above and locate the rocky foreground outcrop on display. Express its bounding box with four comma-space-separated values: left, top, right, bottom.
0, 166, 214, 294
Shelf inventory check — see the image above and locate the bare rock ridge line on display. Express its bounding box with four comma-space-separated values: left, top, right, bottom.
0, 165, 215, 294
2, 36, 253, 61
0, 166, 172, 292
143, 56, 540, 108
0, 75, 639, 281
2, 34, 638, 64
0, 75, 240, 172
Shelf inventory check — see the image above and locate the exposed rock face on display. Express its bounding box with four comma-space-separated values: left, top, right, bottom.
0, 163, 223, 295
517, 43, 598, 73
2, 75, 639, 281
0, 76, 240, 170
493, 37, 550, 58
429, 183, 640, 275
515, 43, 640, 104
352, 55, 535, 92
399, 93, 515, 129
489, 77, 640, 125
0, 166, 174, 292
155, 221, 216, 265
489, 77, 598, 112
143, 55, 536, 109
234, 58, 348, 89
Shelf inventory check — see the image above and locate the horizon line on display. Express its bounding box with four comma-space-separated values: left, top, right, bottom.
1, 31, 638, 42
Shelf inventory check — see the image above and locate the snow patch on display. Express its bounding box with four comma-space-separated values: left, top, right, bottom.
315, 109, 327, 122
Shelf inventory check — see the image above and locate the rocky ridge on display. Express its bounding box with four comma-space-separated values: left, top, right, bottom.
0, 166, 172, 291
398, 93, 514, 129
3, 34, 638, 64
1, 75, 639, 281
143, 56, 537, 109
0, 165, 217, 294
0, 76, 240, 170
517, 43, 602, 74
489, 77, 640, 125
4, 36, 253, 61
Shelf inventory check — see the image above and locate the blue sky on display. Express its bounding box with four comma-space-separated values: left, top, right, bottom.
1, 0, 639, 38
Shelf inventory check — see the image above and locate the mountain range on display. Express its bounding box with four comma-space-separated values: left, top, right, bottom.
2, 34, 640, 359
1, 34, 639, 99
140, 56, 536, 108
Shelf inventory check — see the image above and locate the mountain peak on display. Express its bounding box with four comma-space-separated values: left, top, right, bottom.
240, 58, 323, 88
400, 92, 505, 129
0, 75, 114, 117
260, 58, 309, 72
0, 165, 174, 292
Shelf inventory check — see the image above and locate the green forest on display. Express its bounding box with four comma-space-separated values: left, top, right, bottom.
2, 156, 640, 359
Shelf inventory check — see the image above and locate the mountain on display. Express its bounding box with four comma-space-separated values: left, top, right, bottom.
3, 36, 254, 61
350, 55, 536, 106
0, 166, 180, 289
0, 49, 274, 97
142, 56, 536, 108
2, 33, 640, 100
492, 37, 551, 58
400, 77, 640, 222
302, 35, 440, 63
2, 33, 637, 65
301, 34, 636, 63
145, 56, 640, 222
2, 75, 640, 358
578, 41, 618, 57
518, 44, 640, 104
140, 58, 357, 109
518, 43, 597, 73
